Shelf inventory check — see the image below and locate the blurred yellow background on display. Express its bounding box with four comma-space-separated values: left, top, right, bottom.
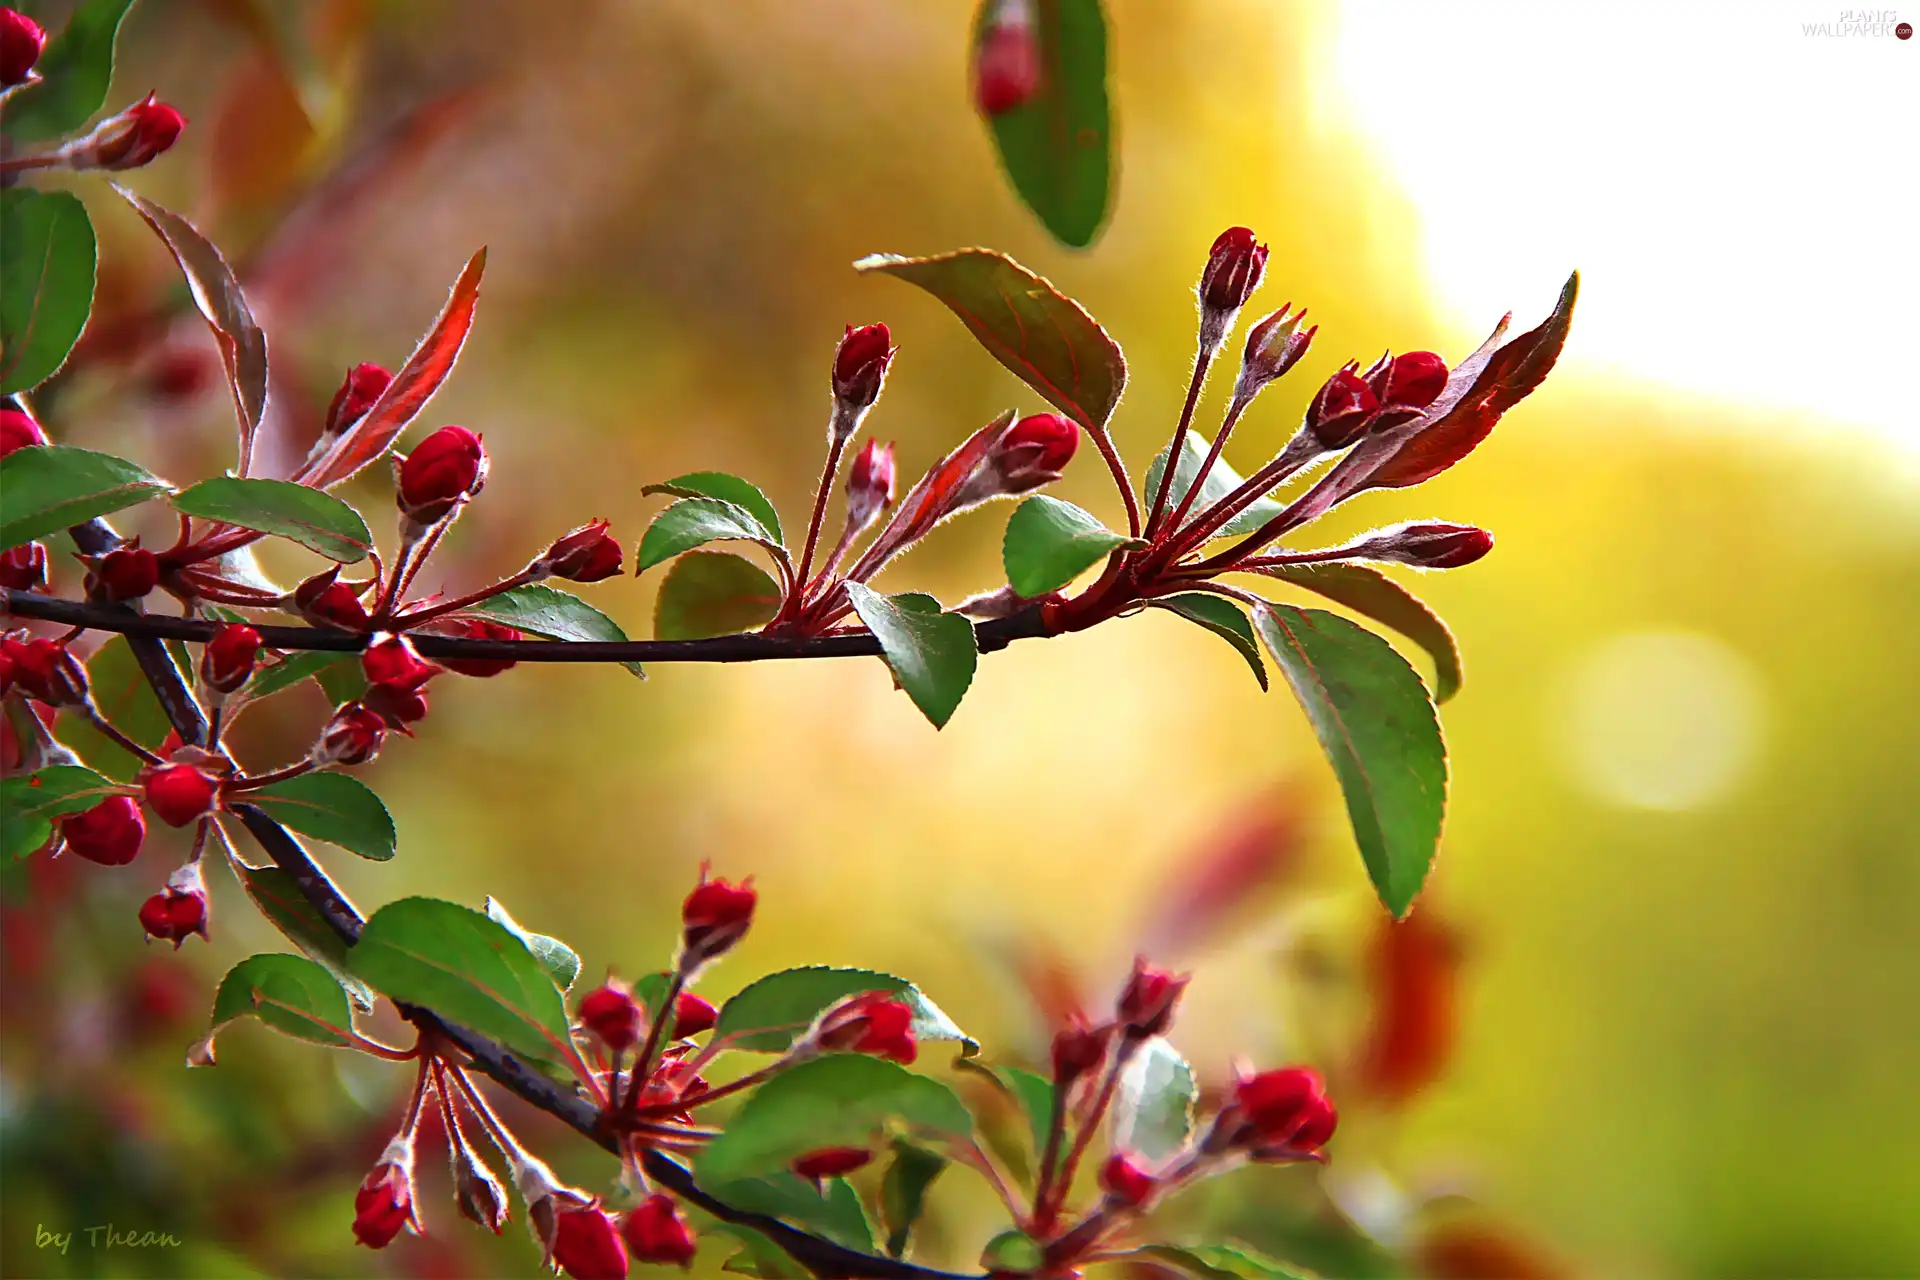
4, 1, 1917, 1277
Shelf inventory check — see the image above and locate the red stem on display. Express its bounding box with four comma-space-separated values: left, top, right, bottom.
1144, 350, 1212, 540
790, 436, 850, 618
392, 569, 537, 628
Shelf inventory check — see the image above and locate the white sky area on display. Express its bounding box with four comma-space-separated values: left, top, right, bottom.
1328, 0, 1919, 443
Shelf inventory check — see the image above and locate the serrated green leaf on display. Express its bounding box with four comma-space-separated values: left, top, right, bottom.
170, 477, 371, 563
0, 188, 97, 393
0, 444, 169, 550
243, 773, 395, 861
484, 897, 580, 994
0, 0, 138, 141
694, 1055, 972, 1185
843, 585, 977, 730
636, 497, 784, 574
237, 864, 373, 1010
881, 1140, 946, 1258
1150, 593, 1268, 691
1112, 1037, 1195, 1162
1257, 562, 1463, 702
208, 953, 356, 1051
1002, 495, 1137, 596
1, 766, 120, 862
1144, 431, 1286, 540
1138, 1242, 1323, 1280
654, 551, 782, 640
1252, 604, 1447, 917
458, 582, 643, 678
714, 966, 975, 1056
701, 1173, 874, 1253
643, 472, 785, 545
346, 897, 575, 1069
974, 0, 1112, 247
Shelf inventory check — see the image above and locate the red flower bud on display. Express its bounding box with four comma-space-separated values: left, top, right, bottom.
66, 93, 186, 171
397, 425, 487, 523
360, 680, 429, 731
1237, 305, 1317, 400
832, 323, 895, 413
1231, 1065, 1335, 1152
61, 795, 146, 866
1199, 227, 1268, 317
0, 406, 49, 456
0, 7, 47, 87
324, 363, 393, 436
1351, 521, 1494, 570
1304, 364, 1380, 450
0, 542, 48, 592
1050, 1019, 1110, 1086
454, 1152, 509, 1235
13, 637, 89, 707
993, 411, 1078, 492
200, 624, 262, 695
1379, 350, 1449, 410
352, 1163, 415, 1249
138, 865, 208, 948
292, 569, 370, 630
538, 520, 623, 583
311, 702, 388, 767
362, 633, 441, 691
1116, 957, 1188, 1038
681, 872, 756, 964
672, 991, 718, 1037
436, 618, 520, 677
91, 546, 159, 602
1098, 1153, 1157, 1208
846, 438, 897, 535
622, 1194, 697, 1269
792, 1147, 872, 1181
0, 645, 12, 697
551, 1202, 629, 1280
577, 981, 643, 1052
815, 990, 918, 1064
140, 763, 219, 828
974, 2, 1040, 115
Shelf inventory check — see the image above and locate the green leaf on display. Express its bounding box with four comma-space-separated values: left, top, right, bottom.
701, 1173, 874, 1253
1, 766, 119, 862
207, 953, 355, 1051
1257, 562, 1463, 703
856, 248, 1126, 433
1112, 1037, 1196, 1162
842, 585, 978, 730
1144, 431, 1284, 540
247, 651, 358, 702
643, 472, 785, 545
484, 897, 581, 994
694, 1055, 972, 1186
654, 551, 782, 640
636, 497, 784, 574
55, 635, 174, 779
346, 897, 576, 1069
170, 477, 371, 563
632, 971, 673, 1019
459, 583, 644, 678
1150, 594, 1268, 691
0, 0, 138, 141
982, 1228, 1047, 1274
1002, 496, 1137, 597
1252, 604, 1447, 918
0, 444, 170, 549
1139, 1242, 1323, 1280
994, 1065, 1056, 1160
705, 1224, 811, 1279
714, 966, 976, 1056
236, 864, 374, 1010
881, 1141, 946, 1259
0, 188, 97, 393
974, 0, 1112, 247
244, 773, 396, 862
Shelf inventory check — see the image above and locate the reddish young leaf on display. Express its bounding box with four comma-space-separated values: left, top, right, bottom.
296, 248, 486, 490
1354, 907, 1463, 1106
846, 411, 1014, 581
1368, 272, 1578, 490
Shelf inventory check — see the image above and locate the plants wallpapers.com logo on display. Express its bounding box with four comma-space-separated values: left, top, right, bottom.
1802, 8, 1912, 35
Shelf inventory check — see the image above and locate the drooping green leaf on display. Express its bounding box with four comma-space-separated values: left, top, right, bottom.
484, 897, 581, 994
842, 585, 977, 730
0, 188, 97, 393
973, 0, 1112, 247
207, 953, 355, 1052
457, 583, 643, 678
244, 772, 396, 862
1144, 431, 1286, 540
643, 472, 785, 545
714, 966, 976, 1056
346, 897, 575, 1068
881, 1140, 947, 1258
0, 0, 138, 141
1112, 1037, 1196, 1162
701, 1173, 874, 1253
170, 477, 371, 563
1, 766, 120, 862
1258, 562, 1463, 702
1252, 604, 1447, 917
856, 249, 1126, 433
237, 864, 373, 1010
0, 444, 169, 550
247, 651, 358, 702
1002, 495, 1138, 597
694, 1055, 972, 1186
636, 497, 784, 574
1150, 593, 1268, 691
1139, 1242, 1323, 1280
654, 551, 782, 640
